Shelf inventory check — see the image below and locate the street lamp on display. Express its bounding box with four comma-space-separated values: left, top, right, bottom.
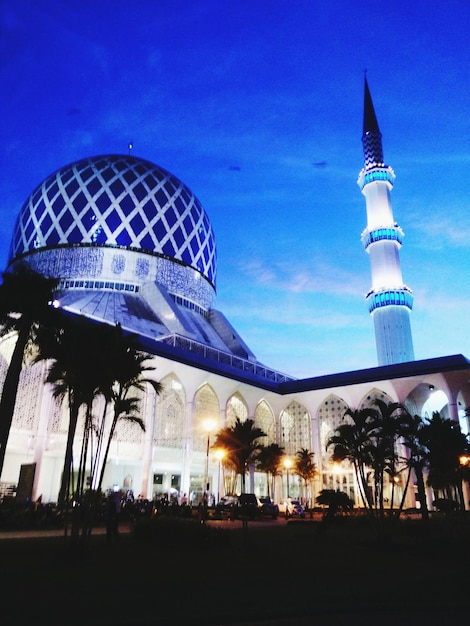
214, 448, 225, 504
283, 457, 293, 498
459, 455, 470, 511
332, 461, 341, 490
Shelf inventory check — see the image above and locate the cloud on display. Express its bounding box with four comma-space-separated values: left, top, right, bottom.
409, 209, 470, 249
238, 257, 366, 297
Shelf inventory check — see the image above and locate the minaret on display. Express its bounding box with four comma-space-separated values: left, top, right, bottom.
357, 77, 414, 366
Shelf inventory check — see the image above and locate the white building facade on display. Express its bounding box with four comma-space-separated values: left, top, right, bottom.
1, 86, 469, 510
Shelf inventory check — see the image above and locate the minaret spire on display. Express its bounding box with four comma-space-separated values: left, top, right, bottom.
357, 77, 415, 366
362, 76, 384, 168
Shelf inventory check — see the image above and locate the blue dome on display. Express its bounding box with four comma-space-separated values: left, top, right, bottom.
9, 154, 217, 286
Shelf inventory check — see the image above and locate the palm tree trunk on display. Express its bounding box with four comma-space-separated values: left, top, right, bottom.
58, 400, 80, 509
0, 326, 29, 478
97, 411, 119, 491
414, 465, 429, 521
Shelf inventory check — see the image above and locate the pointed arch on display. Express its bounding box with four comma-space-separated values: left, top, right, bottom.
317, 394, 349, 461
359, 388, 394, 410
154, 373, 186, 448
279, 400, 310, 456
255, 399, 275, 445
226, 392, 248, 427
193, 383, 220, 452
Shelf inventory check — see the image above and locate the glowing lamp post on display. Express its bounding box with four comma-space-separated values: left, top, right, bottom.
203, 419, 216, 499
214, 448, 225, 504
459, 455, 470, 511
283, 457, 293, 498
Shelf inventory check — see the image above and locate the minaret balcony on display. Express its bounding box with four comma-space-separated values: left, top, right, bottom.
365, 286, 413, 313
357, 165, 395, 191
361, 224, 404, 250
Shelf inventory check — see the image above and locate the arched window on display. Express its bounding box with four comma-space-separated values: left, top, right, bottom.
193, 384, 220, 452
279, 401, 310, 456
255, 400, 275, 445
359, 388, 393, 410
317, 394, 349, 464
154, 374, 185, 448
226, 392, 248, 427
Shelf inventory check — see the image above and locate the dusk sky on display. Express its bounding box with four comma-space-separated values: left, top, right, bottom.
1, 1, 469, 378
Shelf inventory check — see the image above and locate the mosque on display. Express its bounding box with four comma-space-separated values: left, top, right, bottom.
1, 79, 469, 509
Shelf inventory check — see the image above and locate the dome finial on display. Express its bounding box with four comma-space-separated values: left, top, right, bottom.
128, 141, 133, 155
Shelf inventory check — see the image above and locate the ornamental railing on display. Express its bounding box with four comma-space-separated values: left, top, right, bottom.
158, 334, 295, 383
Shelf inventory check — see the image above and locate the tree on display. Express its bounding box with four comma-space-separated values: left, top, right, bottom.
40, 315, 107, 511
316, 488, 354, 519
256, 443, 284, 499
37, 317, 162, 540
95, 323, 161, 491
327, 405, 378, 512
212, 418, 266, 493
327, 400, 413, 536
294, 448, 318, 507
0, 266, 58, 478
399, 412, 430, 521
420, 411, 469, 509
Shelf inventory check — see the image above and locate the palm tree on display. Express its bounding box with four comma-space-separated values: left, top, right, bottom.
95, 323, 162, 491
327, 406, 378, 512
316, 488, 354, 519
400, 412, 430, 521
371, 399, 411, 516
212, 418, 266, 493
0, 266, 58, 478
256, 443, 284, 499
420, 411, 469, 509
40, 315, 106, 511
294, 448, 318, 508
328, 400, 412, 535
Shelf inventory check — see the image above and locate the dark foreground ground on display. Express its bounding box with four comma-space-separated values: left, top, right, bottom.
0, 515, 469, 626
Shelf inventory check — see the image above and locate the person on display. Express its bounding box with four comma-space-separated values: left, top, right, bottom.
106, 492, 120, 542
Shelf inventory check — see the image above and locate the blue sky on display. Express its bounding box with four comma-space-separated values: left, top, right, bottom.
1, 1, 469, 378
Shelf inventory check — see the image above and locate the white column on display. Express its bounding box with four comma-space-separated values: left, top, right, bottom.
32, 366, 55, 501
140, 386, 157, 498
180, 401, 193, 497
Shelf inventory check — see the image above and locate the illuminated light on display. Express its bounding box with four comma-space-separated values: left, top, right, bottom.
357, 165, 395, 191
366, 287, 413, 313
214, 448, 225, 462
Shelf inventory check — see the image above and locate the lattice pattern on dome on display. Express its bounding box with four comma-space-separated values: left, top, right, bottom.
226, 393, 248, 428
193, 384, 219, 452
10, 154, 217, 286
317, 395, 349, 465
154, 374, 185, 448
255, 400, 275, 445
279, 401, 311, 456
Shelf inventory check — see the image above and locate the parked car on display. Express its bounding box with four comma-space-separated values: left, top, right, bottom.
258, 497, 279, 519
215, 495, 239, 518
215, 493, 261, 520
278, 498, 306, 518
237, 493, 261, 520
